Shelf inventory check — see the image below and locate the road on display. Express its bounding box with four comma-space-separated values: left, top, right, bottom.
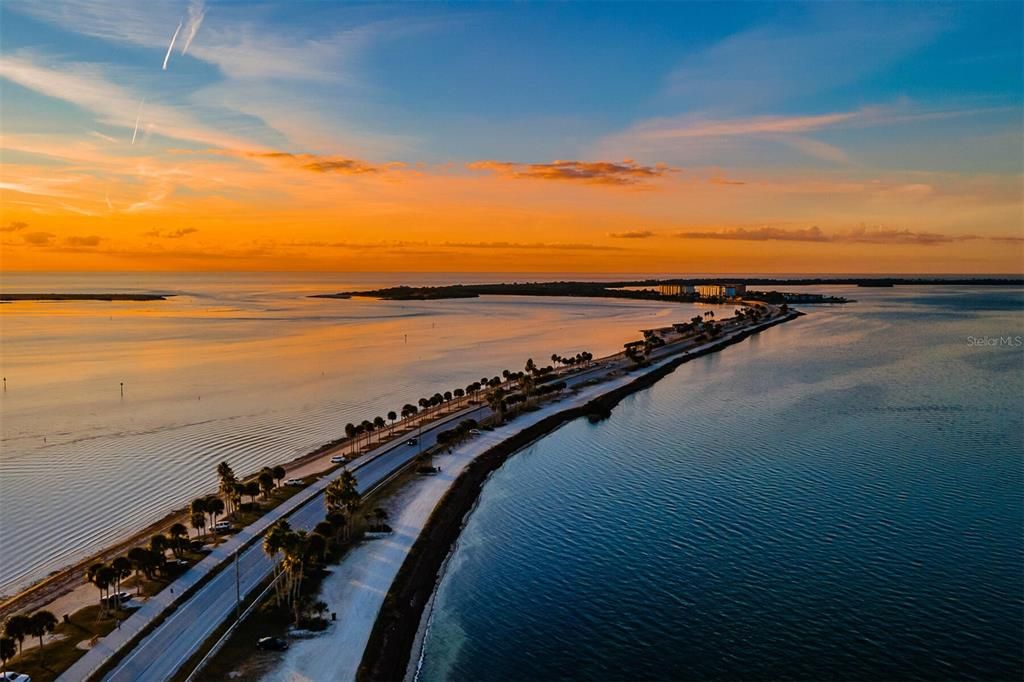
93, 404, 489, 682
62, 306, 781, 682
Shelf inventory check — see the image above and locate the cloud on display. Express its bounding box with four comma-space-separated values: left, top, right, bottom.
23, 231, 55, 245
65, 235, 102, 247
677, 226, 831, 242
145, 228, 198, 239
1, 221, 28, 232
0, 54, 257, 150
609, 230, 656, 239
674, 225, 992, 246
192, 149, 390, 174
441, 241, 624, 251
182, 0, 206, 55
468, 159, 677, 186
708, 176, 746, 186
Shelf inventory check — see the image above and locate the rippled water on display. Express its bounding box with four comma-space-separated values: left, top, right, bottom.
418, 286, 1024, 681
0, 272, 723, 594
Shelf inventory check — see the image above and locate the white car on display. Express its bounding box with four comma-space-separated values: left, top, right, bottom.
468, 429, 481, 435
1, 672, 31, 682
285, 478, 304, 487
330, 455, 345, 464
213, 521, 233, 533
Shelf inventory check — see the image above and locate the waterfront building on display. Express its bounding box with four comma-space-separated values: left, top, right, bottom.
696, 284, 747, 299
660, 284, 694, 297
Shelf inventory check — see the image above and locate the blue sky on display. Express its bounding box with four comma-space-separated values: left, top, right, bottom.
1, 1, 1021, 273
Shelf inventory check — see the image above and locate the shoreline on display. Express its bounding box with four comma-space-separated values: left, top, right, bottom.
357, 312, 801, 682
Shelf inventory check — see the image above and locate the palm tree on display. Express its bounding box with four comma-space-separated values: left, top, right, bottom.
3, 614, 29, 655
85, 563, 114, 615
262, 520, 291, 607
190, 498, 208, 534
111, 556, 132, 606
169, 523, 188, 557
272, 466, 286, 489
149, 533, 168, 561
373, 416, 386, 436
244, 480, 261, 503
1, 635, 16, 674
206, 496, 225, 529
387, 410, 397, 434
344, 422, 357, 445
360, 419, 374, 447
27, 611, 57, 652
454, 388, 465, 405
216, 461, 237, 515
127, 547, 152, 593
258, 471, 275, 500
191, 511, 207, 539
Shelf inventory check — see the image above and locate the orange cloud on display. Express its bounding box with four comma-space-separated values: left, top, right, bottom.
609, 230, 656, 239
674, 225, 1014, 245
467, 159, 677, 185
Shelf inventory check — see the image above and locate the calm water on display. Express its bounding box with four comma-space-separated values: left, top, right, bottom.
0, 272, 729, 594
418, 286, 1024, 681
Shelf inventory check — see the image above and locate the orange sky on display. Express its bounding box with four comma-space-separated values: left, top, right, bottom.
2, 142, 1021, 273
1, 1, 1022, 274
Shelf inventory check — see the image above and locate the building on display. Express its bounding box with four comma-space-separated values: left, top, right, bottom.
659, 283, 695, 297
696, 283, 747, 299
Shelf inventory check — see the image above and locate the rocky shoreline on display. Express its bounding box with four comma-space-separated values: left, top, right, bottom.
356, 312, 801, 682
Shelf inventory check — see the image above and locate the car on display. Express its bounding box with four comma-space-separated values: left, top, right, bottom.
213, 521, 233, 533
405, 438, 418, 446
256, 636, 289, 651
468, 429, 481, 435
330, 455, 345, 464
1, 671, 32, 682
104, 591, 131, 607
285, 478, 304, 486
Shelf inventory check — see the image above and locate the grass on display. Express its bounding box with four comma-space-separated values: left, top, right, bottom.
4, 604, 129, 682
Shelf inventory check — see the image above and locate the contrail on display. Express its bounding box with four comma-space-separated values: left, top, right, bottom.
163, 21, 182, 70
182, 0, 205, 54
131, 99, 145, 144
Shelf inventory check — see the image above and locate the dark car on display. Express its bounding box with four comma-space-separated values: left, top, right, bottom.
405, 438, 418, 446
256, 636, 289, 651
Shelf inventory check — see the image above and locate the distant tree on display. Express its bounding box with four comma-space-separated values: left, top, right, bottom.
111, 556, 132, 604
387, 410, 397, 433
191, 512, 207, 539
272, 466, 286, 488
168, 523, 188, 557
27, 611, 57, 652
0, 636, 16, 673
374, 416, 386, 435
127, 547, 153, 591
149, 533, 168, 560
216, 461, 237, 515
85, 563, 115, 615
244, 480, 260, 504
206, 497, 225, 528
3, 614, 30, 654
258, 471, 275, 500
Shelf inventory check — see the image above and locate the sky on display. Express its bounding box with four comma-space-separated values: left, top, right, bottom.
0, 0, 1021, 274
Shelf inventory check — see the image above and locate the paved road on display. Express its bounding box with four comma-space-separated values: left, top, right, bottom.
63, 308, 782, 682
95, 405, 489, 682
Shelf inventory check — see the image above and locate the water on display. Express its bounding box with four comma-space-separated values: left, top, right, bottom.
0, 272, 731, 594
417, 286, 1024, 681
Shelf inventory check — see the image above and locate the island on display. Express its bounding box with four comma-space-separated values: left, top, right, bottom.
0, 293, 170, 302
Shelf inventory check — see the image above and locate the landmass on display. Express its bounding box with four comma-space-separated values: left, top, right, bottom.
311, 277, 1022, 304
0, 293, 170, 301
